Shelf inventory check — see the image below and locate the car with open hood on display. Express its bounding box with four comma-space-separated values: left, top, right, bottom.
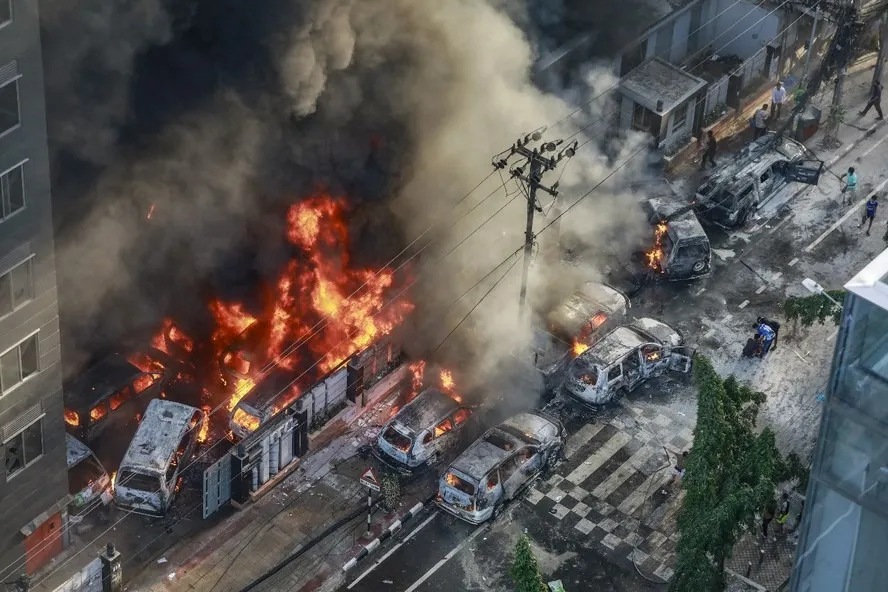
436, 411, 565, 524
694, 132, 822, 228
559, 318, 694, 406
66, 434, 111, 515
375, 388, 478, 472
534, 282, 629, 384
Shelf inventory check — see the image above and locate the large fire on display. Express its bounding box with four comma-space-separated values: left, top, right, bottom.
570, 312, 609, 357
137, 193, 414, 436
65, 409, 79, 427
646, 222, 669, 271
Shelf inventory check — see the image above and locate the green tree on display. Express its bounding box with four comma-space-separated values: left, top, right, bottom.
511, 535, 547, 592
670, 356, 785, 592
782, 290, 845, 328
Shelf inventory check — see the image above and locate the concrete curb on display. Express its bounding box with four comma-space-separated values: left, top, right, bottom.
341, 500, 429, 572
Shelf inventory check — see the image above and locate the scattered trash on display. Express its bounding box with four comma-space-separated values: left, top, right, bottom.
816, 393, 826, 402
157, 558, 167, 564
548, 579, 566, 592
168, 573, 176, 581
382, 580, 393, 584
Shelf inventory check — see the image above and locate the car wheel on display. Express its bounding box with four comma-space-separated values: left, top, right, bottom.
692, 260, 706, 274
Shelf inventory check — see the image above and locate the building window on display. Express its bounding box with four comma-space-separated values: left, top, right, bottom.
0, 162, 24, 221
0, 257, 34, 316
3, 418, 43, 479
632, 103, 655, 132
0, 1, 10, 28
0, 77, 19, 136
655, 24, 674, 61
687, 4, 703, 55
672, 106, 687, 132
0, 332, 39, 394
620, 40, 647, 77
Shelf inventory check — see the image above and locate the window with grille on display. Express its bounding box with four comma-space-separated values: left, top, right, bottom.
0, 256, 33, 316
3, 418, 43, 479
0, 162, 24, 221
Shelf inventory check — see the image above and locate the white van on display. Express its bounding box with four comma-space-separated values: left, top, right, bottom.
114, 400, 204, 516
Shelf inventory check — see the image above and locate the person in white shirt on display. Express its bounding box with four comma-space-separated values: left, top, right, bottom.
771, 81, 787, 120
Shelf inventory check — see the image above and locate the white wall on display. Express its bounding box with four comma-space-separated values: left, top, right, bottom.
664, 100, 694, 146
710, 0, 780, 59
670, 10, 692, 63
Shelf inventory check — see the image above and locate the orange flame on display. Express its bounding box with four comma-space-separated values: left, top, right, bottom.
132, 373, 157, 394
198, 406, 211, 443
65, 409, 80, 427
147, 204, 156, 220
152, 319, 194, 355
127, 352, 165, 373
232, 407, 261, 432
110, 471, 117, 492
572, 341, 590, 357
209, 301, 257, 344
646, 222, 669, 271
439, 368, 462, 403
409, 361, 426, 398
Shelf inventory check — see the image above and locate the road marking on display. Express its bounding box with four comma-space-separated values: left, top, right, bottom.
804, 177, 888, 253
565, 432, 632, 485
755, 286, 767, 294
724, 314, 733, 323
828, 327, 840, 342
564, 423, 605, 459
403, 522, 487, 592
347, 512, 439, 589
768, 216, 791, 235
739, 300, 749, 309
860, 131, 888, 158
591, 445, 659, 500
695, 287, 706, 296
788, 257, 799, 266
704, 328, 716, 339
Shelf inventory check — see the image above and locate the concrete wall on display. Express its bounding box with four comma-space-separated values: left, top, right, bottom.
710, 0, 780, 59
663, 100, 695, 147
51, 558, 102, 592
0, 0, 68, 575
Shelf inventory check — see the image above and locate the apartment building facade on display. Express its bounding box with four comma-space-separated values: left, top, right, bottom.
0, 0, 70, 580
790, 250, 888, 591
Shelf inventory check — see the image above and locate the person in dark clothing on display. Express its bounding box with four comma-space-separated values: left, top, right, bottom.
859, 194, 879, 235
701, 130, 717, 169
762, 498, 777, 538
860, 82, 884, 120
755, 317, 781, 350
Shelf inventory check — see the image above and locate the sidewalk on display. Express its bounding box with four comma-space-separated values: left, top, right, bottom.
121, 395, 436, 592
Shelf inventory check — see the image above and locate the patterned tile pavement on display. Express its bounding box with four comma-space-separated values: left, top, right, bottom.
522, 401, 697, 583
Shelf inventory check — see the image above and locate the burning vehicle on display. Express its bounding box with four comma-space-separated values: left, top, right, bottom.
644, 199, 711, 281
114, 399, 205, 517
228, 365, 301, 439
66, 434, 111, 514
559, 317, 694, 406
64, 353, 178, 444
436, 412, 565, 524
375, 387, 477, 472
694, 132, 823, 228
534, 282, 629, 383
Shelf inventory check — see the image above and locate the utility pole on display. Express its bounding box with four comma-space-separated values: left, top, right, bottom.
825, 0, 862, 146
873, 10, 888, 88
493, 131, 577, 319
801, 7, 821, 83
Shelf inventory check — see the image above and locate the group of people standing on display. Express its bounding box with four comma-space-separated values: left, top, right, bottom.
742, 317, 781, 359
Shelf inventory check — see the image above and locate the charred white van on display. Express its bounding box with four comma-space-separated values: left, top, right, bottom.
375, 388, 476, 471
436, 412, 565, 524
559, 318, 693, 406
66, 434, 111, 514
114, 400, 204, 516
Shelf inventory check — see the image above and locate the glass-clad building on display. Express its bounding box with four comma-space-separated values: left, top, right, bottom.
791, 249, 888, 591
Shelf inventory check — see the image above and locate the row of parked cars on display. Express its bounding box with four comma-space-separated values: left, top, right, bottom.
372, 281, 694, 524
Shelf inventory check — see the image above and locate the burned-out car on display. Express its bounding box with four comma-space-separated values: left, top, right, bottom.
228, 365, 300, 440
375, 388, 477, 472
114, 399, 204, 516
534, 282, 629, 383
66, 434, 111, 515
646, 198, 712, 281
559, 317, 693, 406
694, 133, 822, 228
64, 353, 176, 444
436, 412, 565, 524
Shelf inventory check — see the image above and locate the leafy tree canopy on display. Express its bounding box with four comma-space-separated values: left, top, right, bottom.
511, 534, 548, 592
782, 290, 845, 327
671, 356, 798, 592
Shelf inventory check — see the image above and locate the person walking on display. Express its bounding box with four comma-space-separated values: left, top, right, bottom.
860, 81, 884, 120
859, 194, 879, 235
754, 321, 776, 357
775, 492, 792, 538
762, 498, 777, 539
753, 103, 769, 139
701, 130, 717, 169
841, 167, 858, 206
771, 81, 787, 120
662, 450, 688, 494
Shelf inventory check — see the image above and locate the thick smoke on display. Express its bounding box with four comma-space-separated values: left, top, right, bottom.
44, 0, 653, 393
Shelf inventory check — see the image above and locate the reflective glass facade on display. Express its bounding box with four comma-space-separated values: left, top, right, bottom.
791, 284, 888, 591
